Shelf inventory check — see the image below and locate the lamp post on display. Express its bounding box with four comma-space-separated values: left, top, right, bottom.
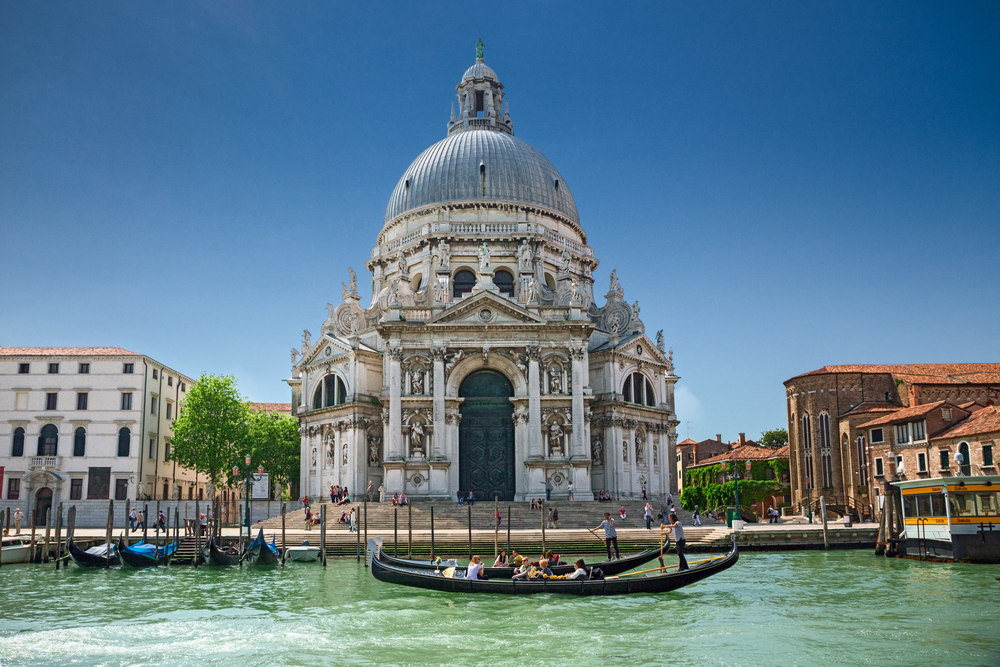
232, 455, 264, 544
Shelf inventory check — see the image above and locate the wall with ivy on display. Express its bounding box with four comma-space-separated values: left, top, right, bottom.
680, 460, 790, 512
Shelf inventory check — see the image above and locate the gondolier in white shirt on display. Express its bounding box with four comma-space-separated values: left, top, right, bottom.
591, 512, 621, 560
664, 512, 689, 571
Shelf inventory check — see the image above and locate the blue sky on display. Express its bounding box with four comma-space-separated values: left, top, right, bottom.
2, 2, 998, 442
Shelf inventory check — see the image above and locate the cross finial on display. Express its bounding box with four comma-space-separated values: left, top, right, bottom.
476, 38, 485, 61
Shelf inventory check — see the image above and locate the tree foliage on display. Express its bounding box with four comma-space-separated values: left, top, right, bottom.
759, 428, 788, 449
680, 460, 790, 514
171, 374, 249, 488
246, 407, 300, 494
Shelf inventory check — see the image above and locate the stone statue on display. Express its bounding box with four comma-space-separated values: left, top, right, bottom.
518, 240, 533, 270
667, 347, 674, 371
478, 241, 491, 272
508, 349, 527, 377
656, 329, 665, 352
291, 348, 299, 365
410, 421, 425, 456
548, 367, 562, 394
342, 443, 348, 466
411, 370, 424, 395
302, 330, 312, 351
433, 279, 447, 303
609, 269, 620, 294
607, 312, 621, 333
368, 434, 381, 466
635, 433, 646, 466
548, 422, 564, 457
310, 448, 317, 468
396, 252, 409, 279
523, 276, 538, 304
583, 262, 593, 279
570, 280, 581, 304
388, 279, 400, 307
326, 302, 337, 320
476, 37, 485, 60
445, 349, 465, 375
653, 443, 659, 467
559, 247, 571, 274
623, 440, 628, 462
436, 240, 451, 269
591, 437, 603, 464
632, 300, 641, 320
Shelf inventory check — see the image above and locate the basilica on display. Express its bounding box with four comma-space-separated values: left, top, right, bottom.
289, 43, 679, 503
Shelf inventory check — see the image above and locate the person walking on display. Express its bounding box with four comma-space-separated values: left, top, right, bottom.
156, 510, 167, 534
548, 506, 559, 529
567, 481, 574, 501
495, 508, 502, 529
303, 496, 311, 512
304, 508, 313, 531
666, 493, 673, 508
457, 490, 464, 505
330, 485, 336, 504
128, 507, 138, 532
641, 483, 648, 501
378, 482, 386, 503
136, 509, 146, 532
591, 512, 621, 560
13, 508, 23, 534
664, 512, 688, 571
644, 503, 654, 530
693, 505, 702, 526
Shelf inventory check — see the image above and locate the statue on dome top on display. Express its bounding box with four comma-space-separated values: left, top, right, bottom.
476, 38, 485, 61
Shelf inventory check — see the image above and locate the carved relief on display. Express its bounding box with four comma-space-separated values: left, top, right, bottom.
591, 437, 604, 464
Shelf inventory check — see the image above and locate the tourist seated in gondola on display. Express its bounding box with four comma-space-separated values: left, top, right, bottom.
510, 549, 523, 566
466, 555, 487, 580
493, 550, 508, 567
569, 559, 589, 580
511, 562, 534, 580
543, 550, 562, 566
536, 558, 554, 577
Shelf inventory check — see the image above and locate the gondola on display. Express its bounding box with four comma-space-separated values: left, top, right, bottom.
369, 538, 738, 596
68, 539, 120, 567
377, 545, 665, 579
117, 537, 176, 568
242, 528, 279, 566
208, 539, 242, 566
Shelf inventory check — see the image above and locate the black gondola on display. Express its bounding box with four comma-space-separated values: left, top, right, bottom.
208, 539, 242, 566
369, 538, 738, 595
117, 537, 176, 568
243, 528, 279, 566
378, 545, 666, 579
68, 539, 120, 567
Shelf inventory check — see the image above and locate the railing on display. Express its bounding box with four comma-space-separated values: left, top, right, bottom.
538, 308, 567, 321
542, 229, 593, 256
29, 456, 60, 469
450, 222, 518, 234
401, 309, 432, 321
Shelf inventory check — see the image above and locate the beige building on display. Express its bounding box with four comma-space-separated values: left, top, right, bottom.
0, 347, 204, 526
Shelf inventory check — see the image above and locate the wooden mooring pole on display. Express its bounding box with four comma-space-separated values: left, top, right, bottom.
320, 504, 327, 566
42, 506, 52, 563
67, 506, 76, 548
467, 501, 473, 561
143, 503, 149, 545
30, 513, 38, 563
494, 496, 498, 558
408, 501, 412, 558
541, 499, 546, 555
820, 496, 829, 550
54, 502, 63, 569
281, 502, 287, 565
194, 498, 201, 567
364, 500, 368, 554
506, 506, 511, 558
123, 499, 131, 547
105, 499, 113, 569
355, 505, 361, 561
172, 508, 179, 565
394, 507, 398, 557
430, 506, 435, 560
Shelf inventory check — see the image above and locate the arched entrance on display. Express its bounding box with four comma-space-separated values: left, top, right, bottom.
35, 487, 53, 527
459, 370, 515, 501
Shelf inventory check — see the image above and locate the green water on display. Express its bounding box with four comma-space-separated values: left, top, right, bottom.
0, 551, 996, 667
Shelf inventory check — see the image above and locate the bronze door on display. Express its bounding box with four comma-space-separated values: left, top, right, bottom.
459, 370, 515, 502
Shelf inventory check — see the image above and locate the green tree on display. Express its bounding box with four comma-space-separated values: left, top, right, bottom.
759, 428, 788, 449
170, 374, 250, 492
246, 407, 300, 497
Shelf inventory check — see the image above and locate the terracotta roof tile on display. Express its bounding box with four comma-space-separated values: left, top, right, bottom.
677, 438, 698, 446
689, 444, 789, 467
787, 364, 1000, 386
841, 401, 903, 417
249, 402, 293, 414
931, 406, 1000, 440
0, 346, 139, 357
855, 401, 951, 429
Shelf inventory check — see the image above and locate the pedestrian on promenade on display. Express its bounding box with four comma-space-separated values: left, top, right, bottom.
496, 509, 502, 529
304, 508, 312, 531
13, 508, 23, 534
303, 496, 311, 512
156, 510, 166, 533
546, 506, 559, 529
591, 512, 621, 560
330, 485, 335, 504
348, 507, 357, 532
136, 509, 146, 532
664, 512, 688, 571
693, 505, 702, 526
378, 482, 386, 503
644, 503, 653, 530
666, 493, 673, 507
366, 481, 374, 502
544, 479, 552, 501
128, 508, 137, 532
641, 483, 648, 501
567, 481, 574, 501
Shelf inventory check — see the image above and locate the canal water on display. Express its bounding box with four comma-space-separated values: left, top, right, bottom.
0, 551, 996, 667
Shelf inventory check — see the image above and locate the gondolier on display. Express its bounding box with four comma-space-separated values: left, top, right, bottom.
592, 512, 621, 560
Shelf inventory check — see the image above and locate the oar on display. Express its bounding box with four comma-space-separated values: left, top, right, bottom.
586, 527, 606, 545
658, 524, 666, 568
606, 555, 726, 579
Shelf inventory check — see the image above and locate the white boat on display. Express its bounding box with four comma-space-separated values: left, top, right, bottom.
1, 535, 35, 564
285, 541, 321, 562
893, 474, 1000, 562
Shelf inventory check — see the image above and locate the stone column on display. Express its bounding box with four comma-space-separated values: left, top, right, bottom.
388, 347, 403, 460
299, 426, 308, 500
570, 346, 586, 459
527, 345, 542, 458
432, 347, 446, 459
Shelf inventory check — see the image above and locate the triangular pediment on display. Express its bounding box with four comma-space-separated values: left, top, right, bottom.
427, 291, 546, 326
301, 334, 354, 366
616, 334, 669, 365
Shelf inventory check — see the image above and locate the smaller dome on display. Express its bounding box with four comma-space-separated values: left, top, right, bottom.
463, 59, 497, 82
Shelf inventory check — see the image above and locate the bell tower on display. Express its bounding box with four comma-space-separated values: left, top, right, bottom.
448, 39, 513, 136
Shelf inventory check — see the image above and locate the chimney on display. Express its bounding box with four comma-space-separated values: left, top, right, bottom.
716, 434, 722, 444
738, 433, 746, 447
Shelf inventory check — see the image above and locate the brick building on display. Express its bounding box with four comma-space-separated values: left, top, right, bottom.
683, 442, 790, 516
676, 434, 738, 492
784, 364, 1000, 519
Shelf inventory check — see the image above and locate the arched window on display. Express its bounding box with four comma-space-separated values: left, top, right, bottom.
801, 412, 812, 490
493, 269, 515, 297
12, 427, 25, 457
958, 441, 971, 476
819, 412, 833, 488
73, 427, 86, 457
453, 269, 476, 298
117, 427, 131, 457
622, 373, 656, 407
37, 424, 58, 456
314, 375, 348, 409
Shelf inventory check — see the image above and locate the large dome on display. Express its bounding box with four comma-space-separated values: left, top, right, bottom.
384, 130, 579, 225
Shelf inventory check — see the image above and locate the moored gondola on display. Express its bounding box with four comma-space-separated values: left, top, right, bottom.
208, 539, 242, 566
378, 546, 665, 579
243, 528, 280, 566
117, 537, 176, 568
68, 539, 120, 567
369, 538, 738, 596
